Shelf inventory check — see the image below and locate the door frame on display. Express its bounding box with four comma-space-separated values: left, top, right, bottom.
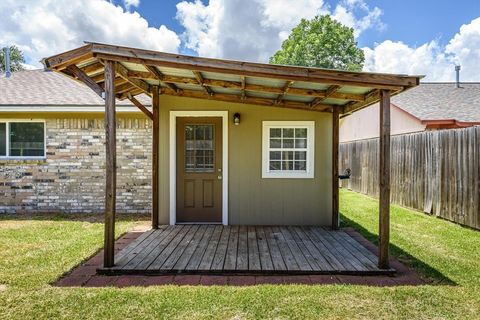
169, 111, 229, 225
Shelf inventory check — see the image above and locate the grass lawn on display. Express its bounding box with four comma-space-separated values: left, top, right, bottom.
0, 189, 479, 319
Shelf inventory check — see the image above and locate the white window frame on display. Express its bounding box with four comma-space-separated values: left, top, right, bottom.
262, 121, 315, 179
0, 119, 47, 160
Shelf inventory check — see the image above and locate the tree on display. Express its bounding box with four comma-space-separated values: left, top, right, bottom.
0, 45, 25, 73
269, 15, 364, 71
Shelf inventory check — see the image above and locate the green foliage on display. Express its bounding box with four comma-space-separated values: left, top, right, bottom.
269, 15, 365, 71
0, 45, 25, 73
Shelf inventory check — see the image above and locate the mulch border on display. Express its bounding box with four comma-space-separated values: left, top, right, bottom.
54, 227, 426, 287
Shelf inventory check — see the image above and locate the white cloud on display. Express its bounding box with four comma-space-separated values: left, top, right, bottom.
176, 0, 383, 62
124, 0, 140, 11
0, 0, 180, 67
363, 17, 480, 81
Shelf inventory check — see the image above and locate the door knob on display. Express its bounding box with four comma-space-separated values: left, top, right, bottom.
217, 175, 222, 180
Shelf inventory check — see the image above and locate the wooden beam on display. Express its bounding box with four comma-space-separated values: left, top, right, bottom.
275, 81, 294, 104
81, 62, 104, 76
379, 89, 391, 269
115, 62, 151, 95
332, 107, 340, 230
103, 60, 116, 268
127, 93, 153, 120
161, 86, 333, 112
127, 70, 366, 101
310, 85, 340, 108
152, 86, 160, 229
343, 89, 382, 114
193, 71, 214, 96
66, 65, 104, 97
145, 65, 180, 93
240, 76, 246, 100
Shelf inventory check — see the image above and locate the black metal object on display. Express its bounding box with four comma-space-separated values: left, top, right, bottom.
339, 168, 351, 180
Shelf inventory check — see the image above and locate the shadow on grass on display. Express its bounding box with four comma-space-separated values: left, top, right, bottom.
341, 214, 456, 285
0, 212, 150, 223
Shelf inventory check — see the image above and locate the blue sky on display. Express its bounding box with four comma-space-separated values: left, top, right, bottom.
117, 0, 480, 54
1, 0, 479, 81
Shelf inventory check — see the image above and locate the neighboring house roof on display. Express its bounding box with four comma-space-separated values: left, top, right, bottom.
0, 69, 150, 107
391, 82, 480, 123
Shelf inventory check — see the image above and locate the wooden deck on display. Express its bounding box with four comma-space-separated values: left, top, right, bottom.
98, 225, 394, 275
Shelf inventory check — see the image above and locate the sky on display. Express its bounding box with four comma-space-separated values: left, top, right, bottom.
1, 0, 479, 81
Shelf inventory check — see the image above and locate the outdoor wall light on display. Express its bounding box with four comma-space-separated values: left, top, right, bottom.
233, 113, 241, 125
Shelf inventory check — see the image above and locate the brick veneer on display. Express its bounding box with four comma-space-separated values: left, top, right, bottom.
0, 117, 152, 214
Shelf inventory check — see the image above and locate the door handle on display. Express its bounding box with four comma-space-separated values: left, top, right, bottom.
217, 175, 222, 180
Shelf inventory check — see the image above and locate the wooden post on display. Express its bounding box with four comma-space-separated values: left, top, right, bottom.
379, 89, 391, 269
104, 60, 116, 268
152, 86, 160, 229
332, 107, 340, 229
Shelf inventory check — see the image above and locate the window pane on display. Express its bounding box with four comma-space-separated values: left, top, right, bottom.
270, 138, 281, 148
9, 122, 44, 157
185, 124, 214, 172
295, 151, 306, 160
295, 138, 307, 148
294, 161, 306, 171
269, 161, 281, 170
270, 128, 281, 138
282, 151, 293, 161
282, 161, 293, 170
0, 123, 6, 156
282, 139, 294, 148
270, 151, 281, 160
282, 128, 294, 138
295, 128, 307, 138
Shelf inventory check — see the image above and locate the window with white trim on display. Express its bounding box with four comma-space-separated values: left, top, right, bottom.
262, 121, 315, 178
0, 121, 46, 158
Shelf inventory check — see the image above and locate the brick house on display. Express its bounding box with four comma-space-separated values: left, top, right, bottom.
0, 70, 152, 214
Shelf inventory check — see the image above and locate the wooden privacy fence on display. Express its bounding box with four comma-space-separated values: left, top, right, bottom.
339, 126, 480, 230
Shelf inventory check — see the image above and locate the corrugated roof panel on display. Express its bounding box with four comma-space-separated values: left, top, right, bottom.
247, 91, 278, 99
174, 83, 204, 91
200, 71, 241, 82
283, 94, 314, 103
122, 62, 148, 72
291, 81, 330, 90
247, 77, 285, 87
157, 66, 194, 78
336, 86, 372, 95
211, 87, 242, 95
322, 98, 350, 105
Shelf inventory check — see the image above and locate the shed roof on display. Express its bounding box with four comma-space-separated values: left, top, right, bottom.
42, 42, 422, 114
391, 83, 480, 122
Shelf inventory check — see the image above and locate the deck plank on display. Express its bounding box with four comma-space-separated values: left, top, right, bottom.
288, 226, 322, 271
272, 226, 300, 271
247, 226, 262, 271
161, 225, 201, 270
280, 227, 312, 271
223, 226, 239, 271
199, 225, 223, 270
114, 229, 157, 263
173, 225, 208, 270
264, 226, 286, 271
236, 226, 249, 270
302, 226, 347, 271
185, 225, 215, 271
256, 227, 274, 270
114, 229, 164, 268
147, 225, 193, 270
293, 226, 333, 271
211, 226, 231, 270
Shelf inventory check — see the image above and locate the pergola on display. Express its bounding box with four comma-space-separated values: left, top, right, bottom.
43, 42, 421, 270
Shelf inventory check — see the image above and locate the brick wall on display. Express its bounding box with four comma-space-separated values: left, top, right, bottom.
0, 117, 152, 214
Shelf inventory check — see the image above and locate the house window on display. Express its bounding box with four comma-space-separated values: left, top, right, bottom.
262, 121, 315, 178
0, 121, 45, 158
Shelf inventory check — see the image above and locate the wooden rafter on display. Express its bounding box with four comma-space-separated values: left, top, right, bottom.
241, 76, 246, 100
66, 65, 104, 97
114, 62, 151, 95
192, 71, 214, 96
343, 89, 380, 114
310, 85, 340, 108
275, 81, 294, 104
144, 65, 180, 93
126, 70, 365, 101
126, 93, 153, 120
160, 86, 332, 112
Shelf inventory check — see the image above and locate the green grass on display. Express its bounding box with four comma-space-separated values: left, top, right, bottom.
0, 190, 479, 319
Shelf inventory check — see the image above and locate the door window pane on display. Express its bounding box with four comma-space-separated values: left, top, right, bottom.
9, 122, 44, 157
185, 124, 214, 172
0, 123, 6, 156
